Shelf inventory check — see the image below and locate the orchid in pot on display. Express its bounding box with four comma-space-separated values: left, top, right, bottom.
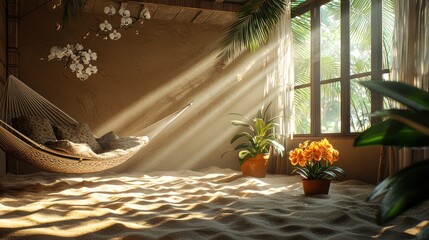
289, 139, 345, 195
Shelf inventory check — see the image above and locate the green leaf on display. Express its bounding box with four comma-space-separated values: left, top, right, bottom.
229, 112, 249, 120
372, 109, 429, 136
255, 118, 266, 135
367, 160, 429, 224
230, 120, 254, 131
261, 122, 277, 134
293, 167, 309, 179
267, 115, 281, 124
266, 139, 285, 155
354, 119, 429, 147
239, 150, 255, 165
234, 143, 249, 151
360, 81, 429, 111
221, 149, 234, 159
262, 101, 273, 120
218, 0, 288, 64
230, 132, 253, 144
326, 166, 346, 178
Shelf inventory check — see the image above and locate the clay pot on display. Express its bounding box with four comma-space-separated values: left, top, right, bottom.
301, 179, 331, 196
240, 154, 270, 178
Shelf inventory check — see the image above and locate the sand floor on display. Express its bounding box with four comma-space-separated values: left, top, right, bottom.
0, 167, 428, 240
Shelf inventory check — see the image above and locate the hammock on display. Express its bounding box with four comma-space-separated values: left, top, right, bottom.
0, 75, 192, 173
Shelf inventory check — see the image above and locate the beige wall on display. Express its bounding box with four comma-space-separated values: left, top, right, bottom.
16, 3, 381, 183
17, 3, 269, 174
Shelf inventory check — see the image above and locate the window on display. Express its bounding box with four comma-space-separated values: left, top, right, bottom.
292, 0, 394, 135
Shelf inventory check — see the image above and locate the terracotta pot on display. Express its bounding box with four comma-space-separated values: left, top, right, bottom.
240, 154, 270, 178
301, 179, 331, 196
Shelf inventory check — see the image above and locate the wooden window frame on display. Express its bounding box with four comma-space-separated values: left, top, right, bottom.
293, 0, 389, 137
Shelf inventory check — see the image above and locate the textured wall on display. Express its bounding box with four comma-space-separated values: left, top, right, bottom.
17, 3, 269, 174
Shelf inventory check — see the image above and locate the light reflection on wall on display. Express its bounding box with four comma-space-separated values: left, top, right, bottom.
107, 40, 285, 173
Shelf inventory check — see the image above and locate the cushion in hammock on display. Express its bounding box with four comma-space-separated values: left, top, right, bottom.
97, 131, 142, 150
12, 116, 57, 144
45, 140, 98, 159
53, 123, 103, 153
97, 131, 120, 149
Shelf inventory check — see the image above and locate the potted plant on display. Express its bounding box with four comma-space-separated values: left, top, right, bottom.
354, 81, 429, 239
289, 138, 345, 195
224, 103, 285, 178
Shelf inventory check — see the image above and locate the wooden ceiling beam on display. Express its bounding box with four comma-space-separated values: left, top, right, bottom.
135, 0, 242, 12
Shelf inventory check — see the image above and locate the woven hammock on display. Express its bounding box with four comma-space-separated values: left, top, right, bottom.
0, 75, 192, 173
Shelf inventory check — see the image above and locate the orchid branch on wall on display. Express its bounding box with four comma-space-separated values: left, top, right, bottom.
48, 43, 98, 81
84, 4, 151, 41
45, 1, 151, 80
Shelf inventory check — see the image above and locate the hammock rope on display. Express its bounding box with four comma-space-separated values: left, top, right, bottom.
0, 75, 192, 173
0, 75, 78, 126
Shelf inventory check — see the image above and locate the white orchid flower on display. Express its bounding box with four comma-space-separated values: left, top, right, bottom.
69, 63, 77, 72
71, 54, 79, 61
85, 64, 98, 75
47, 53, 55, 61
83, 50, 97, 61
48, 46, 61, 60
104, 5, 116, 15
88, 50, 97, 60
120, 17, 132, 27
99, 20, 112, 32
62, 45, 73, 57
70, 62, 84, 72
76, 72, 89, 81
119, 8, 130, 17
140, 7, 151, 19
109, 30, 121, 40
83, 51, 90, 60
75, 43, 83, 51
91, 65, 98, 74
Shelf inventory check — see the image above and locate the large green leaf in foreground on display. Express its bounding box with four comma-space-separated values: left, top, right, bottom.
355, 81, 429, 239
360, 81, 429, 111
354, 118, 429, 147
368, 160, 429, 224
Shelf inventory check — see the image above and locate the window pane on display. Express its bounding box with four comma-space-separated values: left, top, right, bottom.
321, 82, 341, 133
320, 0, 341, 80
350, 77, 371, 132
292, 12, 311, 86
294, 87, 311, 134
350, 0, 371, 75
382, 0, 394, 70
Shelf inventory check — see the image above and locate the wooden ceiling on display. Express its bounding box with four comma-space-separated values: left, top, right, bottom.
119, 0, 247, 25
18, 0, 247, 26
19, 0, 311, 25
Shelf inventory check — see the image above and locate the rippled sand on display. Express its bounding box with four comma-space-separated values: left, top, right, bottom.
0, 167, 427, 239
